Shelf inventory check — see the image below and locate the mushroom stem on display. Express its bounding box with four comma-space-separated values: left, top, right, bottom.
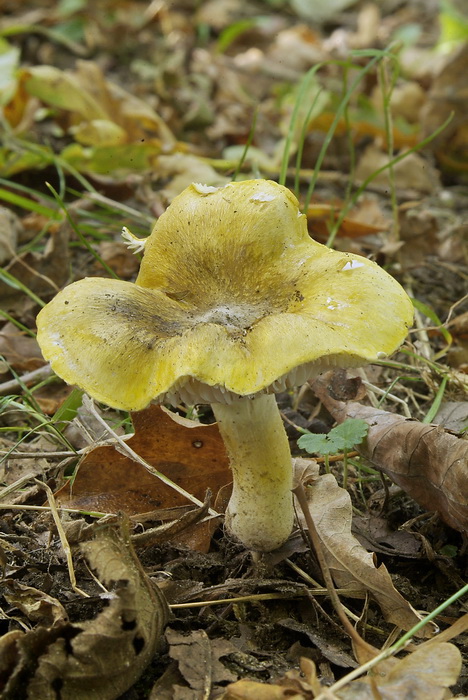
211, 393, 294, 552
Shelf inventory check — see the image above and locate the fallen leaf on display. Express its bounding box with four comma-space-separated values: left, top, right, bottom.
165, 627, 238, 696
221, 642, 462, 699
24, 60, 176, 147
3, 581, 68, 628
352, 515, 422, 558
297, 461, 434, 636
312, 372, 468, 534
433, 401, 468, 433
97, 241, 140, 279
355, 145, 440, 194
55, 405, 231, 515
306, 198, 389, 241
0, 520, 169, 699
0, 322, 44, 372
336, 642, 462, 699
422, 43, 468, 174
278, 618, 357, 669
398, 202, 439, 266
0, 206, 20, 265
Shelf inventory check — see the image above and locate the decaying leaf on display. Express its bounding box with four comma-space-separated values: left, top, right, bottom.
3, 581, 68, 628
0, 223, 69, 309
23, 61, 176, 147
306, 198, 389, 241
336, 642, 462, 700
221, 642, 462, 699
163, 627, 238, 697
355, 145, 440, 194
0, 322, 44, 372
0, 206, 20, 265
312, 372, 468, 533
0, 521, 169, 700
296, 460, 434, 636
55, 405, 231, 514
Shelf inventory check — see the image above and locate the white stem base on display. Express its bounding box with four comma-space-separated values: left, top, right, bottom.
212, 394, 294, 552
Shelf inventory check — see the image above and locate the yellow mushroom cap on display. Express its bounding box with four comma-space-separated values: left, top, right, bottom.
36, 180, 413, 411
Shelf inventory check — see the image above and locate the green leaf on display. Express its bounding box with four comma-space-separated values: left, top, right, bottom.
331, 418, 369, 447
298, 418, 369, 456
297, 432, 337, 455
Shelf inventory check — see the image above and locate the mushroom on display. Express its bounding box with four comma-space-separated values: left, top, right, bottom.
36, 180, 413, 552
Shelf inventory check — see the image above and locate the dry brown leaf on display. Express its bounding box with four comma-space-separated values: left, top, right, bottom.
55, 405, 231, 515
222, 642, 461, 700
306, 198, 389, 241
278, 617, 357, 669
55, 405, 231, 551
0, 322, 44, 373
312, 373, 468, 534
222, 679, 305, 699
355, 146, 440, 194
0, 207, 20, 265
422, 43, 468, 174
164, 627, 238, 696
0, 521, 169, 699
97, 241, 140, 280
0, 223, 70, 310
3, 581, 68, 628
337, 642, 462, 700
297, 462, 434, 636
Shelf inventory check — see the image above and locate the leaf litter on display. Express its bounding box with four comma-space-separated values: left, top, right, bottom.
0, 0, 468, 697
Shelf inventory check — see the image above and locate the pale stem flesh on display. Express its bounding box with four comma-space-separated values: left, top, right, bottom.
211, 393, 294, 552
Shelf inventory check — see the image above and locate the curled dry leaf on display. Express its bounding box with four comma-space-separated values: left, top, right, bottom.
336, 642, 462, 700
24, 61, 176, 147
3, 581, 68, 628
0, 521, 169, 700
221, 642, 462, 700
295, 460, 434, 637
162, 628, 238, 697
312, 372, 468, 533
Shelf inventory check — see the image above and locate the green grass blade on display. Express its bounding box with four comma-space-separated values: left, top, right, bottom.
325, 112, 454, 247
0, 269, 46, 307
46, 183, 120, 279
423, 376, 448, 424
0, 187, 59, 218
231, 108, 258, 182
302, 50, 387, 212
279, 63, 324, 187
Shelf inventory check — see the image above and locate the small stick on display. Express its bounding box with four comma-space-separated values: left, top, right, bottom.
0, 364, 53, 395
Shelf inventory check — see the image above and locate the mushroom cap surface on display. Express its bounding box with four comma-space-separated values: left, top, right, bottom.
37, 180, 413, 410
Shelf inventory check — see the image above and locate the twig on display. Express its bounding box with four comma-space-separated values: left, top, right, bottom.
0, 364, 53, 395
0, 450, 79, 458
361, 379, 412, 418
0, 503, 110, 517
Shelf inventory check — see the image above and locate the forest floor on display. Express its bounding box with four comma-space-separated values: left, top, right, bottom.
0, 1, 467, 698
